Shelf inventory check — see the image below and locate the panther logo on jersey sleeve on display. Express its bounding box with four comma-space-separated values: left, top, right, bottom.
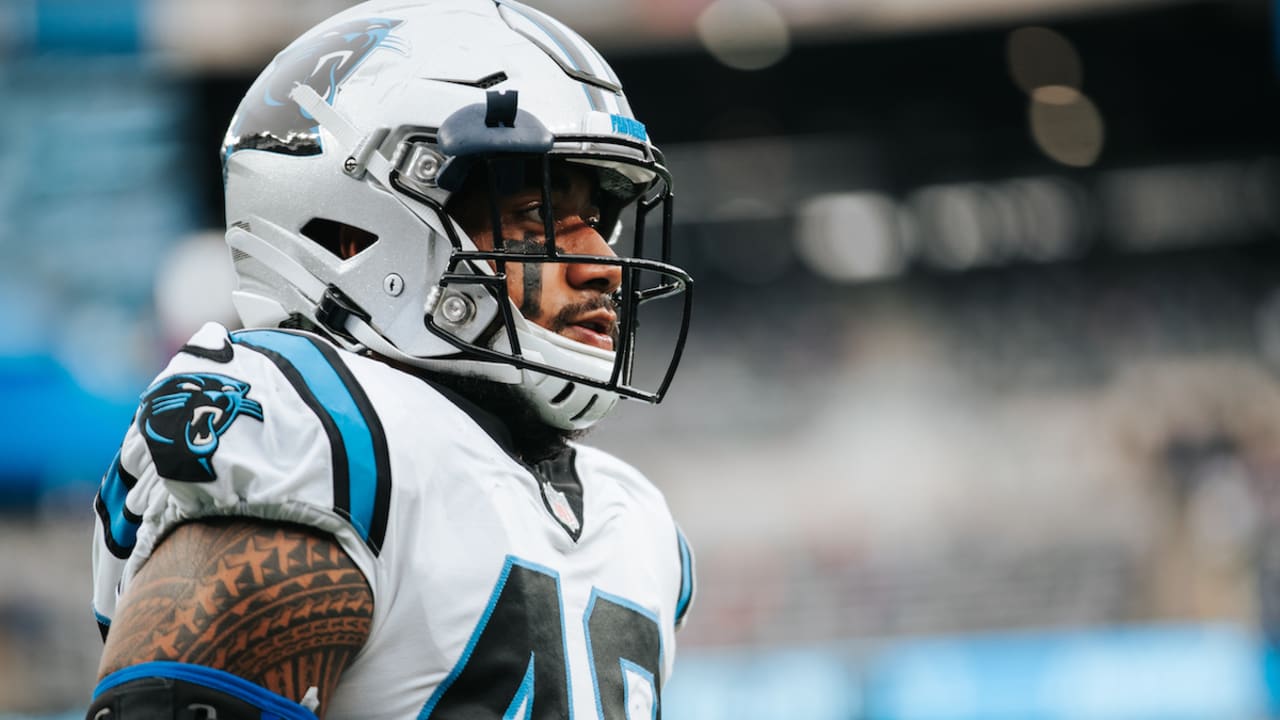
138, 373, 264, 482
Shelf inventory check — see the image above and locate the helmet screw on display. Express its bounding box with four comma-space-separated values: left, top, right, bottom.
383, 273, 404, 297
415, 153, 440, 181
344, 156, 359, 173
440, 294, 474, 324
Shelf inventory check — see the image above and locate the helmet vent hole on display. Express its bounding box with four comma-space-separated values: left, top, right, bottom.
301, 218, 379, 260
434, 71, 508, 89
475, 71, 508, 89
230, 248, 251, 263
569, 395, 598, 422
550, 382, 576, 405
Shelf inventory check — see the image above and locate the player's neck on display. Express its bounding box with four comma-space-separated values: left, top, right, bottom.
406, 365, 581, 465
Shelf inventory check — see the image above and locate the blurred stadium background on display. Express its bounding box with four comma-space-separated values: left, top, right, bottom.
2, 0, 1279, 717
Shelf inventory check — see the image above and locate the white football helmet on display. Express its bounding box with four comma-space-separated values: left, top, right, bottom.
221, 0, 693, 430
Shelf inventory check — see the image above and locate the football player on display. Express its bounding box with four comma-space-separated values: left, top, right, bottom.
87, 1, 695, 718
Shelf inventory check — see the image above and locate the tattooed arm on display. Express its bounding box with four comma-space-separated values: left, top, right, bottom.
97, 517, 373, 717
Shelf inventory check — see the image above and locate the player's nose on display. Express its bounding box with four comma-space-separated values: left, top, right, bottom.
563, 223, 622, 294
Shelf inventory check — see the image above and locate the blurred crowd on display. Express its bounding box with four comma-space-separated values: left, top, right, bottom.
2, 0, 1279, 716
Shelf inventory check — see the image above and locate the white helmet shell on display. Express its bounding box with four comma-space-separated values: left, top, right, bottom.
222, 0, 692, 430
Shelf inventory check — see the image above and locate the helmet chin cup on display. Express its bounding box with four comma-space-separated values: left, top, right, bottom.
521, 370, 619, 431
490, 321, 620, 430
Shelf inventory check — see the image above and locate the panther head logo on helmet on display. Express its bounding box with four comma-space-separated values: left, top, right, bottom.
225, 17, 406, 158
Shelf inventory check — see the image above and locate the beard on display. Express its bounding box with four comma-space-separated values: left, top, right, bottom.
420, 370, 586, 464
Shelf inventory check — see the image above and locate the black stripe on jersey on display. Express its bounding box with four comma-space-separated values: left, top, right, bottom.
233, 340, 355, 547
305, 336, 392, 554
94, 496, 144, 560
95, 459, 142, 560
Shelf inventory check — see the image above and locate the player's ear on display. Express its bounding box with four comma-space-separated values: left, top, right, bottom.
298, 219, 378, 260
337, 225, 377, 260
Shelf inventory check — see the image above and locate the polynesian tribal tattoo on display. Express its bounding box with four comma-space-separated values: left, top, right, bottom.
98, 519, 372, 712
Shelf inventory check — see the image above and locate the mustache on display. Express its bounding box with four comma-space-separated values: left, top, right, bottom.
547, 294, 620, 343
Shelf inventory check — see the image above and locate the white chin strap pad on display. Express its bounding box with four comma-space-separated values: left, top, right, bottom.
521, 369, 619, 430
499, 325, 621, 430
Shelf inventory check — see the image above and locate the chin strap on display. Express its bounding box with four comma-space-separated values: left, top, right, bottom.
349, 319, 522, 384
226, 226, 521, 383
289, 83, 396, 188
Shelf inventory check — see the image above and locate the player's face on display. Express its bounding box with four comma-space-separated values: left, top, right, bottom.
451, 164, 623, 352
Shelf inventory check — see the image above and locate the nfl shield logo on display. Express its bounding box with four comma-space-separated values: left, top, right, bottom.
542, 480, 581, 535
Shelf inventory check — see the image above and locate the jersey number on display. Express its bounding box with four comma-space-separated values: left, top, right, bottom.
418, 556, 662, 720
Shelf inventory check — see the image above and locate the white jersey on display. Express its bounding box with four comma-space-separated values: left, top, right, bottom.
91, 323, 695, 720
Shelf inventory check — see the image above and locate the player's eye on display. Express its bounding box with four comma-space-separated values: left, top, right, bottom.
514, 201, 544, 225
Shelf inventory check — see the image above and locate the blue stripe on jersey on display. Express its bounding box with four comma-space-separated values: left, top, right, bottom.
95, 451, 140, 559
93, 661, 318, 718
675, 528, 694, 625
232, 330, 390, 553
